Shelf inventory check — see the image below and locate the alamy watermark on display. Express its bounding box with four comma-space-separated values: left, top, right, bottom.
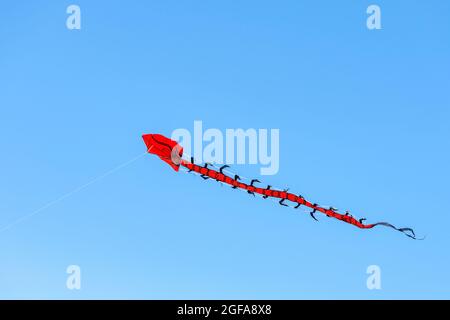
367, 4, 382, 30
66, 4, 81, 30
171, 121, 279, 175
366, 265, 381, 290
66, 265, 81, 290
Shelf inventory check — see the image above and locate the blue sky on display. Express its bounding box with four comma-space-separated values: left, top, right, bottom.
0, 1, 449, 299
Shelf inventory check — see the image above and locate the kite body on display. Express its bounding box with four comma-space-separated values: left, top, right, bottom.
142, 133, 419, 239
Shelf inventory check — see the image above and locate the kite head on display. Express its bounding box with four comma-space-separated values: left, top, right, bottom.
142, 134, 184, 171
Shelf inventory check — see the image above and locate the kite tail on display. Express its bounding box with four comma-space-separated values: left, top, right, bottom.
181, 160, 422, 240
369, 222, 423, 240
